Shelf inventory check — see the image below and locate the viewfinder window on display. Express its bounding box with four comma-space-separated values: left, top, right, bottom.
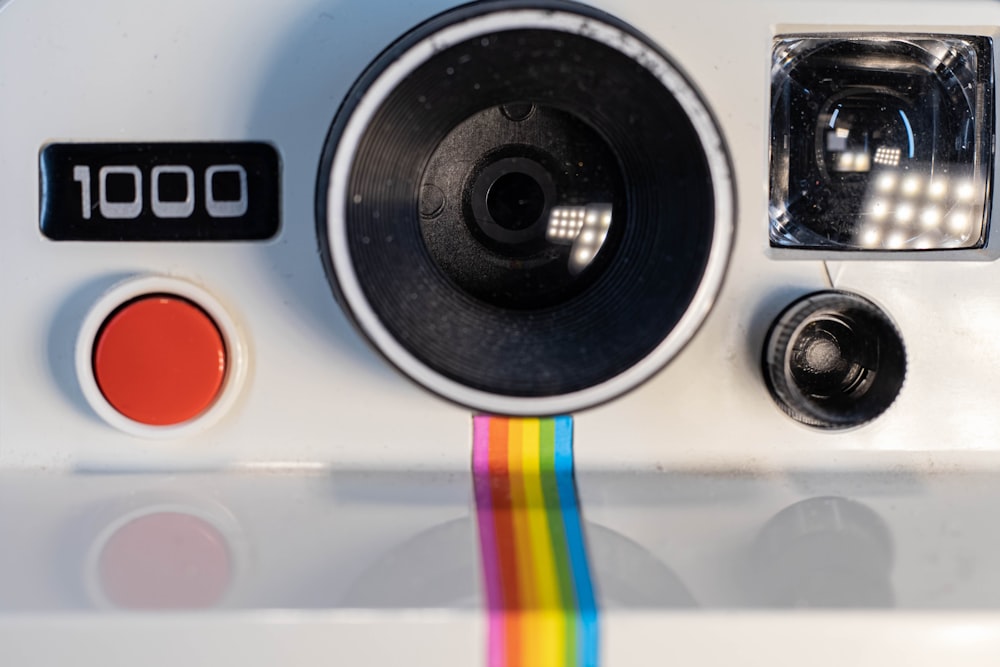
769, 35, 993, 251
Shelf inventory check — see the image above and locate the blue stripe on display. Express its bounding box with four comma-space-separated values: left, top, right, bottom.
553, 415, 599, 667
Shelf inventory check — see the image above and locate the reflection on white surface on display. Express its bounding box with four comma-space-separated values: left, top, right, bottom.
341, 518, 695, 609
94, 510, 233, 610
752, 497, 893, 608
1, 469, 999, 611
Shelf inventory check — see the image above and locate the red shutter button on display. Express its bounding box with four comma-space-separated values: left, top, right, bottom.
93, 296, 226, 426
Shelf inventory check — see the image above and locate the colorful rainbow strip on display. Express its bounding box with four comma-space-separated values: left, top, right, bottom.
473, 416, 598, 667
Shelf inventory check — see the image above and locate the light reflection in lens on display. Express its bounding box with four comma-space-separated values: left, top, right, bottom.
873, 146, 902, 167
928, 179, 947, 199
546, 208, 585, 241
857, 169, 981, 249
835, 151, 871, 173
894, 203, 914, 223
860, 226, 881, 248
547, 203, 613, 275
947, 211, 971, 235
870, 199, 889, 220
901, 175, 921, 196
920, 206, 941, 228
885, 231, 907, 248
876, 173, 896, 192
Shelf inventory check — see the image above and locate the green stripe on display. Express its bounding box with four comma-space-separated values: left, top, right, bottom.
539, 417, 577, 667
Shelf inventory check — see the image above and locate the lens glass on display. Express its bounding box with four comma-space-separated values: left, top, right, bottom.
789, 315, 871, 399
419, 103, 625, 309
770, 35, 993, 251
487, 172, 545, 231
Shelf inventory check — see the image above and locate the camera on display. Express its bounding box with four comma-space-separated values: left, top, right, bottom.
2, 0, 1000, 664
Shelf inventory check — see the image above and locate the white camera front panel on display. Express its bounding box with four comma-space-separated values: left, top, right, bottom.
2, 0, 999, 471
4, 0, 1000, 663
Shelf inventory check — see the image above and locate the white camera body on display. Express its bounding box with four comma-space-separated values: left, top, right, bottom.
3, 0, 1000, 664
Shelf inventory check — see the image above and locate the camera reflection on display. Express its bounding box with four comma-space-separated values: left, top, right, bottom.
751, 497, 894, 608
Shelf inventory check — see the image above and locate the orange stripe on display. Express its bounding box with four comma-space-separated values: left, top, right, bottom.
488, 417, 520, 659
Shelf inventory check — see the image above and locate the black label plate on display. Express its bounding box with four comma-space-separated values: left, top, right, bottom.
40, 142, 280, 241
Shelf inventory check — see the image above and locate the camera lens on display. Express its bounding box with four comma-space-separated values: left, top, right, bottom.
762, 291, 906, 429
318, 2, 734, 414
788, 316, 871, 398
420, 103, 625, 309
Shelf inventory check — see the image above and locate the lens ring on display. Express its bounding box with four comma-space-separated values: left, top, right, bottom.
318, 1, 734, 415
762, 290, 906, 430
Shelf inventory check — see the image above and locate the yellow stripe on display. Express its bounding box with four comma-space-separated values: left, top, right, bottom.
520, 418, 565, 666
507, 418, 535, 660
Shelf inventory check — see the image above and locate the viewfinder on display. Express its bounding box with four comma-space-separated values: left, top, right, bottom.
769, 35, 993, 251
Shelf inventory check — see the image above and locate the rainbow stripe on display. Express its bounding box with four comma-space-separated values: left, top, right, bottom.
473, 416, 598, 667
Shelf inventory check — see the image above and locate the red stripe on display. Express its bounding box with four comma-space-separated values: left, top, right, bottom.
487, 417, 521, 659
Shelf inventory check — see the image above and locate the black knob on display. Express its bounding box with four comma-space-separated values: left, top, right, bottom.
762, 290, 906, 429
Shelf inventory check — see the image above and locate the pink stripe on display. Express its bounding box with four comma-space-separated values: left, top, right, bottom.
473, 415, 505, 667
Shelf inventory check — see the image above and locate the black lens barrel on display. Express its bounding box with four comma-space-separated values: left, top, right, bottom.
762, 290, 906, 429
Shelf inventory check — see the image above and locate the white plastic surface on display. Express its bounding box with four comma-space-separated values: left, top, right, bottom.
2, 0, 1000, 470
5, 613, 1000, 667
3, 0, 1000, 664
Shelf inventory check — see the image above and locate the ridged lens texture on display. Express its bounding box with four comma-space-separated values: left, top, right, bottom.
762, 290, 906, 429
318, 5, 722, 401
